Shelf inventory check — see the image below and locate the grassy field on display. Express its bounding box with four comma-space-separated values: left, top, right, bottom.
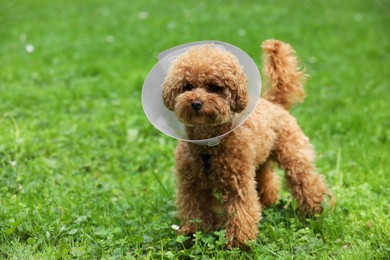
1, 0, 389, 258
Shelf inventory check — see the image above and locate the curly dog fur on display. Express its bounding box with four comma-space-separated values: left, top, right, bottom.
162, 40, 335, 249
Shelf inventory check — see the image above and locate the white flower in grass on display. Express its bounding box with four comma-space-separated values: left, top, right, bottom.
137, 11, 149, 20
182, 9, 191, 18
101, 9, 110, 17
19, 34, 27, 42
25, 44, 34, 53
354, 13, 362, 22
238, 29, 246, 37
167, 21, 176, 31
171, 224, 180, 231
105, 35, 115, 43
10, 161, 17, 167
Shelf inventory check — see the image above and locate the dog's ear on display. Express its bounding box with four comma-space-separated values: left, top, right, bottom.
232, 89, 248, 113
230, 70, 248, 113
162, 78, 180, 111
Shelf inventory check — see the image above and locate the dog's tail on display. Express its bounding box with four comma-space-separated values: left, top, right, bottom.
261, 40, 307, 110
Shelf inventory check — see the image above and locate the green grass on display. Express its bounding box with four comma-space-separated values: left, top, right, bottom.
1, 0, 389, 258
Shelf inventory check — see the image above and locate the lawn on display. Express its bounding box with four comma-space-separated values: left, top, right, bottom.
1, 0, 389, 259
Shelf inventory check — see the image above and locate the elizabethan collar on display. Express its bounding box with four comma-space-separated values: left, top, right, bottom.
142, 41, 261, 146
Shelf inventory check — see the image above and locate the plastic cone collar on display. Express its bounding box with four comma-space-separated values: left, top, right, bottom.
142, 41, 261, 146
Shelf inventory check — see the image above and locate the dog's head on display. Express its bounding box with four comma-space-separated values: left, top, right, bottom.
162, 45, 248, 126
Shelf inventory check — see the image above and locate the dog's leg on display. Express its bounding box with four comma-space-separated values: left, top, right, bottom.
176, 182, 219, 235
274, 120, 333, 215
256, 161, 279, 207
175, 144, 219, 235
217, 163, 261, 249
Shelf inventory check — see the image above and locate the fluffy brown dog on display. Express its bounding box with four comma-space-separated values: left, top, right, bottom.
162, 40, 334, 249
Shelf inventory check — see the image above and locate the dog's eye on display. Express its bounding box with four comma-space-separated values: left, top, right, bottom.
183, 84, 193, 92
208, 84, 223, 93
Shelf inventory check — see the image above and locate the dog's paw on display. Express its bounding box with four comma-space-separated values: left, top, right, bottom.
226, 238, 251, 251
303, 204, 324, 217
179, 225, 196, 236
177, 225, 196, 248
225, 228, 256, 251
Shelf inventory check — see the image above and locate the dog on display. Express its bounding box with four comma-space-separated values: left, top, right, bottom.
161, 40, 335, 249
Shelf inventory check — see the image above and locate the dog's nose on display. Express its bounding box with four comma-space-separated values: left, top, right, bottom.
191, 101, 202, 111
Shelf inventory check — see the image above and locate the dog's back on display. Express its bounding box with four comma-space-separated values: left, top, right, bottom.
261, 40, 307, 110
